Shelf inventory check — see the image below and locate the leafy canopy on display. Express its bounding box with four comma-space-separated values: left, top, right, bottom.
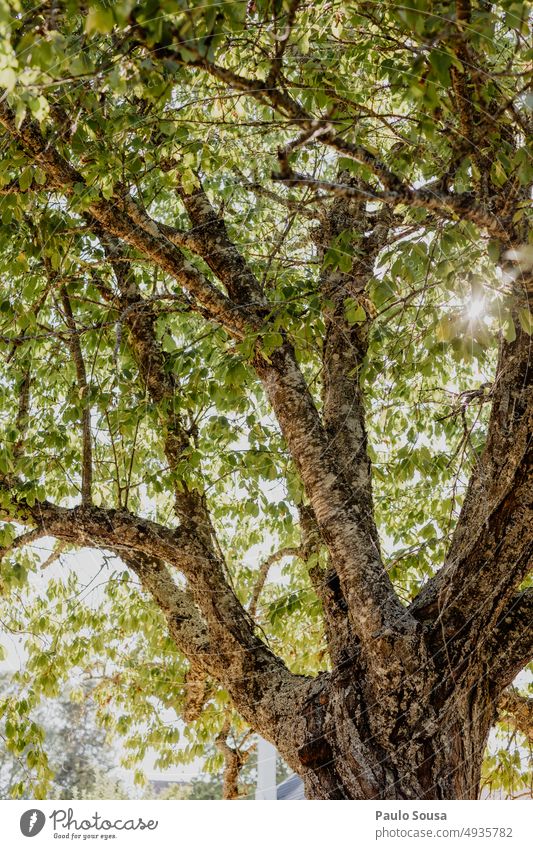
0, 0, 531, 797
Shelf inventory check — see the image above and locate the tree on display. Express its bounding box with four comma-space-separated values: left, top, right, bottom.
45, 688, 125, 798
0, 675, 127, 798
0, 0, 531, 800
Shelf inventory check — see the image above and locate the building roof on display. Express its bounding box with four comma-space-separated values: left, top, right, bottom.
276, 774, 305, 800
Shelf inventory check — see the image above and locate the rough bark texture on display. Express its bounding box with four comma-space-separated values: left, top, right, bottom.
216, 723, 252, 800
0, 58, 531, 800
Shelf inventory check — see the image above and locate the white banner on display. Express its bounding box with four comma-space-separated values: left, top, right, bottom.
0, 799, 530, 849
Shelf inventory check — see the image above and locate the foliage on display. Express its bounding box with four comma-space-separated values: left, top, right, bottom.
0, 674, 128, 798
0, 0, 530, 798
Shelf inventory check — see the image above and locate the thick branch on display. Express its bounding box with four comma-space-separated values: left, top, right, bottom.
306, 190, 387, 663
215, 721, 251, 800
0, 528, 43, 560
142, 36, 514, 239
177, 174, 411, 647
450, 0, 477, 161
115, 549, 212, 665
98, 233, 216, 545
0, 103, 251, 339
254, 342, 414, 645
319, 187, 385, 547
0, 495, 300, 731
273, 166, 510, 240
411, 326, 533, 661
181, 666, 211, 723
156, 223, 204, 254
176, 179, 267, 307
486, 587, 533, 690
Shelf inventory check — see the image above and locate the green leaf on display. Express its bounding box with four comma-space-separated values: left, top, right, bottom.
517, 307, 533, 335
14, 101, 26, 129
181, 168, 199, 195
85, 6, 115, 34
502, 317, 516, 343
34, 167, 47, 186
428, 50, 453, 86
18, 168, 32, 192
345, 298, 366, 326
487, 240, 501, 264
0, 67, 17, 91
262, 331, 283, 356
490, 160, 507, 188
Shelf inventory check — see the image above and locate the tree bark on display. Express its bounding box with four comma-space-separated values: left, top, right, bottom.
292, 677, 493, 799
0, 74, 531, 800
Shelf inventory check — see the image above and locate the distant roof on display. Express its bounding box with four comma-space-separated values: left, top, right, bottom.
276, 774, 305, 800
150, 779, 188, 791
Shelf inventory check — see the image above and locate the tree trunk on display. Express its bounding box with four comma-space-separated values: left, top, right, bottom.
0, 51, 530, 803
285, 660, 496, 800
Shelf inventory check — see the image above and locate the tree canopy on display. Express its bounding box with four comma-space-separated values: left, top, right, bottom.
0, 0, 531, 799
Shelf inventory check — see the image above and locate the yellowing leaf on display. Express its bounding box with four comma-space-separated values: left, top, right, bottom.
502, 317, 516, 344
0, 67, 17, 91
436, 316, 455, 342
518, 307, 533, 335
345, 298, 366, 326
85, 6, 114, 34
